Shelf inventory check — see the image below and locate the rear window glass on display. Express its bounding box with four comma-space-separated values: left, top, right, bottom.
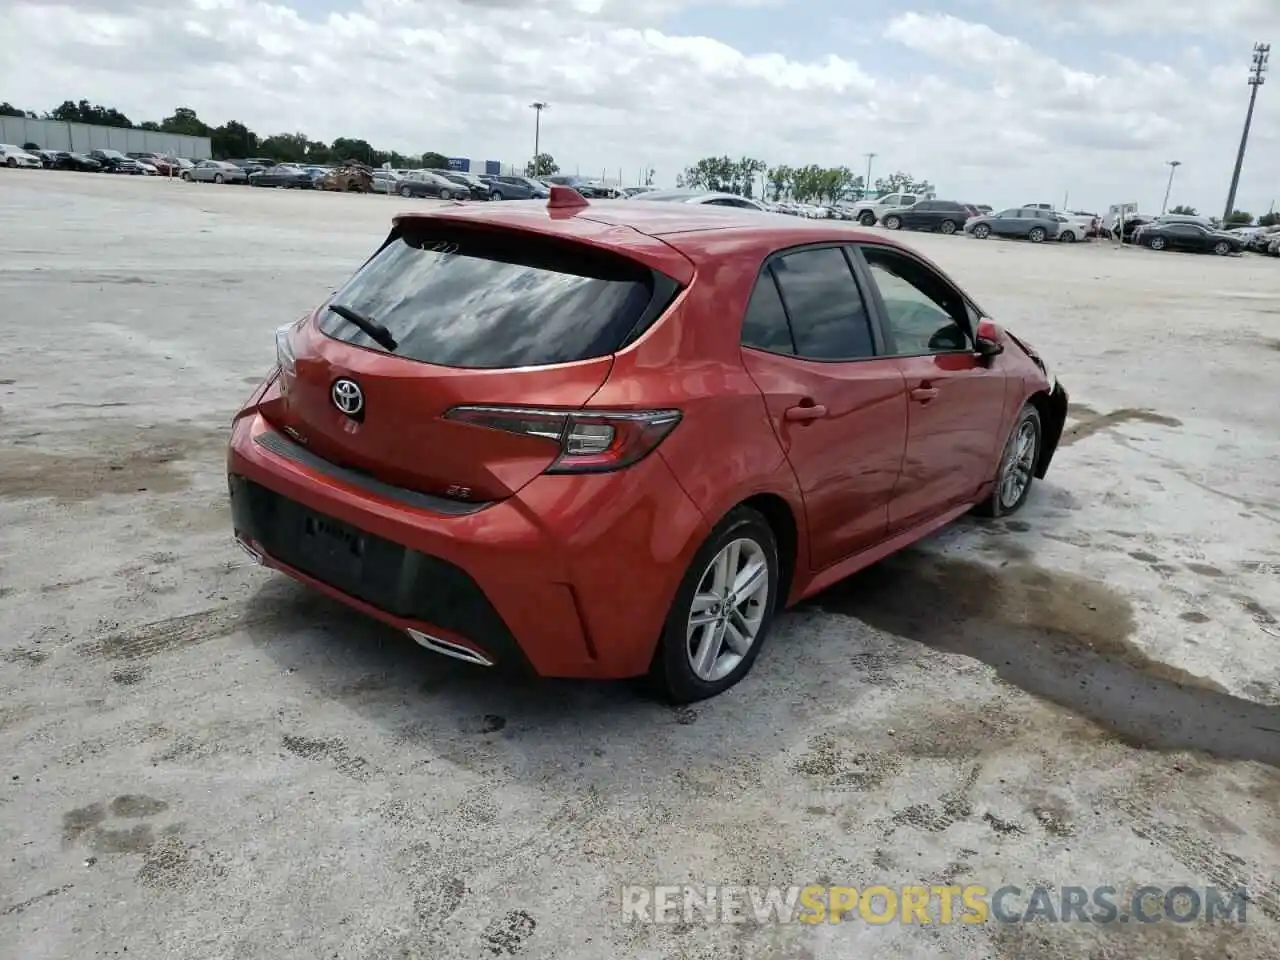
317, 226, 660, 369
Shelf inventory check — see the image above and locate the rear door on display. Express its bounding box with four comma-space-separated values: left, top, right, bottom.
270, 220, 685, 504
851, 243, 1008, 532
990, 209, 1020, 236
901, 201, 932, 229
736, 245, 907, 571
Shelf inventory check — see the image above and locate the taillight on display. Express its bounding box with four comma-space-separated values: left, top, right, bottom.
274, 324, 297, 377
444, 406, 682, 474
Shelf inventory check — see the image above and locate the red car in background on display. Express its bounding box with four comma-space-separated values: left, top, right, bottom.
228, 188, 1067, 703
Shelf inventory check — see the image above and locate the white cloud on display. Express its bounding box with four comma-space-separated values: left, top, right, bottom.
1, 0, 1278, 215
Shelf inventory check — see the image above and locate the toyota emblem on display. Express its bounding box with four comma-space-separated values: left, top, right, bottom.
331, 378, 364, 418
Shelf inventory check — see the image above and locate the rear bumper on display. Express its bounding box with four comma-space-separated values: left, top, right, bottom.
227, 413, 710, 679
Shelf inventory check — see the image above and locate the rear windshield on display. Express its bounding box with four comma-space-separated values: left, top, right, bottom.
317, 225, 662, 369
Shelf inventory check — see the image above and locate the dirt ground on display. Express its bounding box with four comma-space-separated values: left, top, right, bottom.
2, 172, 1279, 960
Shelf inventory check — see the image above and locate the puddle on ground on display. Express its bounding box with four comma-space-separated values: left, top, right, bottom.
0, 424, 225, 502
1059, 408, 1183, 447
812, 551, 1280, 768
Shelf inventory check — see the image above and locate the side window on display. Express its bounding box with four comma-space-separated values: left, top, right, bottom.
740, 271, 795, 355
915, 201, 935, 211
901, 195, 917, 206
770, 247, 875, 360
860, 246, 968, 355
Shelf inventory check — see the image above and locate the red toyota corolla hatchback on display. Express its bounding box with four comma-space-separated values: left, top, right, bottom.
228, 187, 1067, 703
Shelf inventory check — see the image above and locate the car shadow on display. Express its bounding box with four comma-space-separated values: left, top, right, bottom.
241, 481, 1209, 789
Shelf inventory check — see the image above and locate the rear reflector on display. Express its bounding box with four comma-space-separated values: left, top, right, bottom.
444, 405, 681, 474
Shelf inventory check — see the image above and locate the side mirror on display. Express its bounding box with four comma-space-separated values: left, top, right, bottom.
974, 336, 1004, 363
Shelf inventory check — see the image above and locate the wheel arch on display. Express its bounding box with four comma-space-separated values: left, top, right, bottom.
738, 492, 799, 610
1028, 386, 1067, 478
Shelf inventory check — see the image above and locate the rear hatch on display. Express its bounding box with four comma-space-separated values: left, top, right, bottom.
264, 216, 685, 504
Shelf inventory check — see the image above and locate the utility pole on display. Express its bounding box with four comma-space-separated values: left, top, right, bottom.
529, 101, 548, 175
863, 152, 876, 199
1161, 160, 1182, 214
1222, 43, 1269, 223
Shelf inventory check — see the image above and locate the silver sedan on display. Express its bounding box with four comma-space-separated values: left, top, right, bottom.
186, 160, 249, 184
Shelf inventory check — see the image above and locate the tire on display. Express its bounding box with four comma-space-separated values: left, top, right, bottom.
939, 219, 957, 235
973, 223, 991, 239
975, 404, 1042, 518
490, 190, 503, 201
648, 506, 780, 704
213, 173, 224, 184
400, 185, 413, 198
884, 215, 902, 230
1213, 241, 1231, 256
181, 172, 191, 181
1028, 227, 1046, 243
1059, 230, 1076, 243
1149, 236, 1166, 251
5, 157, 15, 168
858, 211, 875, 226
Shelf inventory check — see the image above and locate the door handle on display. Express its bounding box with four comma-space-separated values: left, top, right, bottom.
784, 403, 828, 422
909, 386, 939, 403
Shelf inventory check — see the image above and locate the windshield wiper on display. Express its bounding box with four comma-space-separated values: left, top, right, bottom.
326, 303, 398, 352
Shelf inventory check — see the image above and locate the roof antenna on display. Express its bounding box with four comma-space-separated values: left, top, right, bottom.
547, 185, 589, 210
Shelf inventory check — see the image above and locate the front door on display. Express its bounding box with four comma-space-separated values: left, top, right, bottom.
852, 243, 1009, 533
737, 245, 908, 571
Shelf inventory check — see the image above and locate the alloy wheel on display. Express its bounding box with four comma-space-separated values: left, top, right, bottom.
999, 420, 1037, 509
686, 537, 770, 683
940, 220, 956, 235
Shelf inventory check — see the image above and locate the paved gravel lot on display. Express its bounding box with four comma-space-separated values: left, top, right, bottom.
2, 171, 1280, 959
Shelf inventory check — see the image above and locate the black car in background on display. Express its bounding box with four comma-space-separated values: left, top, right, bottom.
49, 151, 103, 172
88, 149, 143, 173
248, 164, 320, 188
880, 199, 978, 235
1137, 221, 1244, 256
228, 158, 276, 175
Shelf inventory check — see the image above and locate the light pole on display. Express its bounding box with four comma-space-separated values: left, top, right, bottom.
1223, 42, 1269, 223
864, 152, 876, 199
1161, 160, 1182, 214
529, 101, 548, 176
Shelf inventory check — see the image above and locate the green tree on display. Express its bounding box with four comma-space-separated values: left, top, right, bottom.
677, 156, 734, 191
874, 170, 933, 195
766, 165, 791, 201
1257, 211, 1280, 227
331, 137, 376, 164
160, 107, 211, 137
0, 102, 35, 118
258, 132, 312, 163
734, 157, 767, 198
1226, 210, 1253, 225
526, 153, 559, 176
137, 121, 161, 131
211, 121, 256, 159
421, 151, 450, 169
1168, 204, 1197, 216
47, 99, 132, 127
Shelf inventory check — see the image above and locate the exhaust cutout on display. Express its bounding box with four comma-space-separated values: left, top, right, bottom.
406, 628, 494, 667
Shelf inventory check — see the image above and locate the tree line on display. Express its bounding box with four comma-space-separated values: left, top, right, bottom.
677, 155, 934, 204
1167, 204, 1279, 227
0, 98, 565, 175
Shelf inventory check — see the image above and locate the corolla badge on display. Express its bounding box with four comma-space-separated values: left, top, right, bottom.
331, 378, 364, 417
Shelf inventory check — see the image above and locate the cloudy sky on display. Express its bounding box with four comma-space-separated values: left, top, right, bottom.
2, 0, 1279, 213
